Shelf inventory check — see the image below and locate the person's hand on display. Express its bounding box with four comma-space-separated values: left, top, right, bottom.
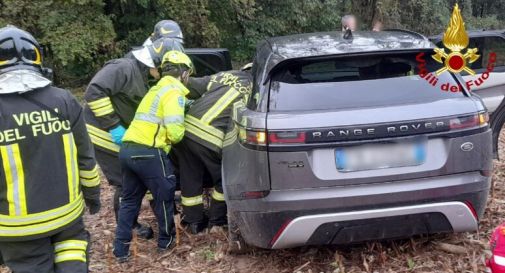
109, 125, 126, 145
84, 197, 101, 215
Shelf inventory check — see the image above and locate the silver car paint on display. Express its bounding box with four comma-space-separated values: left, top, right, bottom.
226, 170, 490, 213
269, 129, 491, 190
271, 202, 478, 249
465, 72, 505, 113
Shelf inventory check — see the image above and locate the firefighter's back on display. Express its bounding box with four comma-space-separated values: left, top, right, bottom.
0, 85, 85, 240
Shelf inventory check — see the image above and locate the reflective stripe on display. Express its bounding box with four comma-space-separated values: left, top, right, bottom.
135, 113, 162, 124
211, 190, 225, 201
0, 144, 27, 216
185, 122, 223, 148
201, 87, 240, 124
0, 198, 84, 237
134, 113, 184, 126
181, 195, 203, 207
54, 249, 86, 263
79, 165, 98, 179
149, 85, 178, 117
80, 165, 100, 187
63, 134, 79, 202
0, 194, 83, 226
54, 240, 88, 252
87, 97, 112, 110
86, 124, 112, 141
163, 115, 184, 125
89, 134, 120, 153
92, 106, 114, 117
88, 97, 114, 117
186, 116, 224, 139
86, 125, 119, 153
223, 126, 238, 148
88, 101, 111, 111
80, 176, 100, 187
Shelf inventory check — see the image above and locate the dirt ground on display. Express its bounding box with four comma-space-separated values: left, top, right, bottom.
2, 140, 504, 273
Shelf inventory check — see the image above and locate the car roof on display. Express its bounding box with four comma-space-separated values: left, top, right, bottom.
258, 30, 434, 83
264, 30, 433, 59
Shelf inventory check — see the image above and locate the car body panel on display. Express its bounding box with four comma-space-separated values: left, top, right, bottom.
229, 171, 489, 248
221, 30, 493, 249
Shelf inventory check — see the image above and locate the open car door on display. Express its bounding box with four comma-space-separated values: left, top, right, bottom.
185, 48, 233, 77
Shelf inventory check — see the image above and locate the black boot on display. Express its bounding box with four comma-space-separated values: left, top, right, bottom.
181, 219, 208, 234
134, 223, 154, 240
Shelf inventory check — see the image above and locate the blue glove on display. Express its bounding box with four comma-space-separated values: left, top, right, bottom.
109, 125, 126, 145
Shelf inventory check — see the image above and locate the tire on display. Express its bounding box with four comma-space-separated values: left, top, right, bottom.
227, 211, 250, 254
490, 101, 505, 159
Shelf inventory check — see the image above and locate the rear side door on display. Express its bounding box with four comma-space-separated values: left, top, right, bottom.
185, 48, 233, 76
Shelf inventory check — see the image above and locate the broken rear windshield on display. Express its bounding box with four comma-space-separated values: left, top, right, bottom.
269, 51, 465, 112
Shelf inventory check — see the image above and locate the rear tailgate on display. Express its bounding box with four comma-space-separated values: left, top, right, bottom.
267, 98, 483, 190
265, 52, 484, 190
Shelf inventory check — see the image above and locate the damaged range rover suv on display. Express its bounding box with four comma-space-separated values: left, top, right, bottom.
222, 30, 493, 250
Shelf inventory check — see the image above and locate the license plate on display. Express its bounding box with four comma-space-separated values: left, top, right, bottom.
335, 141, 426, 172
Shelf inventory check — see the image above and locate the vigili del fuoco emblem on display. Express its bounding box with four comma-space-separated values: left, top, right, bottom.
432, 4, 480, 75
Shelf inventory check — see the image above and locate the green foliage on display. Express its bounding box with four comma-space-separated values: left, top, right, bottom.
211, 0, 346, 60
0, 0, 116, 86
0, 0, 503, 85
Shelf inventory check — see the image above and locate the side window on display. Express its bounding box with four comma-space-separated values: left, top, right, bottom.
482, 37, 505, 68
465, 36, 505, 73
466, 37, 486, 71
436, 38, 486, 71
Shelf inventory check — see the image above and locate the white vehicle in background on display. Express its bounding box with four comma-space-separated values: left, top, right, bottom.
431, 30, 505, 157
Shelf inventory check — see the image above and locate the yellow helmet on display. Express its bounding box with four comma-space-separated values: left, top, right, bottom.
160, 50, 193, 76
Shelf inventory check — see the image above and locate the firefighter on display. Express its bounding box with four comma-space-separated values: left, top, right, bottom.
176, 67, 253, 234
113, 51, 193, 260
84, 37, 183, 240
0, 26, 100, 273
143, 20, 184, 46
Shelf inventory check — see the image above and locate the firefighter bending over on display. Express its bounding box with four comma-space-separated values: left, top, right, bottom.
176, 67, 253, 234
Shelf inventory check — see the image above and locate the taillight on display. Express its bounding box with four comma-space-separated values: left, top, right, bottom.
449, 112, 488, 130
239, 128, 307, 146
239, 128, 267, 146
269, 131, 306, 144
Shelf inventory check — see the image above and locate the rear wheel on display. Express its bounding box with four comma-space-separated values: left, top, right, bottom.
491, 102, 505, 159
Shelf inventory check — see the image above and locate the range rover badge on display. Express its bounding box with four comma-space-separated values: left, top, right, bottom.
461, 142, 474, 152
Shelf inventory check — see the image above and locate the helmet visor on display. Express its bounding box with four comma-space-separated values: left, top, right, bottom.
20, 39, 41, 65
0, 39, 17, 66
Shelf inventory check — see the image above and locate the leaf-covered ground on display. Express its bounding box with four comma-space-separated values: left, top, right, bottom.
2, 139, 505, 273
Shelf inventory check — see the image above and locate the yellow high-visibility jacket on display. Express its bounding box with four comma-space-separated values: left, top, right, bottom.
123, 76, 189, 153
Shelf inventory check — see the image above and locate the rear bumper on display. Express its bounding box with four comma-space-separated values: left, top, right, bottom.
271, 202, 476, 249
227, 172, 490, 249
